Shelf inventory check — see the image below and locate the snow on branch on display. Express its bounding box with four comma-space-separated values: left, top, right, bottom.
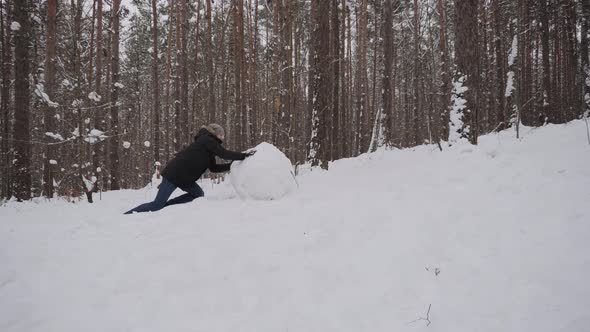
45, 132, 64, 141
35, 84, 59, 108
85, 129, 107, 144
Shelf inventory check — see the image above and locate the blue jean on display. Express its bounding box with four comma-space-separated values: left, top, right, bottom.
124, 178, 204, 214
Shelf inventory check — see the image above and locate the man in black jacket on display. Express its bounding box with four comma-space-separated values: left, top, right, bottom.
125, 124, 253, 214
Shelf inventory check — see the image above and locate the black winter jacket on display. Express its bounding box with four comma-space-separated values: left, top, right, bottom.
161, 128, 247, 189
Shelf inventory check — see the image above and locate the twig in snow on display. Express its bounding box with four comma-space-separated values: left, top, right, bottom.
407, 304, 432, 327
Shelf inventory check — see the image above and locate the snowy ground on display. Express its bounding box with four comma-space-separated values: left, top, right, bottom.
1, 121, 590, 332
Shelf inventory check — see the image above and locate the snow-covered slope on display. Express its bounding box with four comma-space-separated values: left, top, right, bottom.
1, 121, 589, 332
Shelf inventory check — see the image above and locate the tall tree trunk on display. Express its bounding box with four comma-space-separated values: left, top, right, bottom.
233, 0, 244, 150
206, 0, 216, 123
250, 0, 259, 143
179, 0, 189, 145
43, 0, 58, 198
152, 0, 160, 163
174, 0, 181, 151
306, 0, 316, 158
368, 1, 380, 152
110, 0, 121, 190
86, 0, 96, 185
346, 5, 353, 155
309, 0, 330, 168
539, 0, 551, 122
331, 0, 340, 159
1, 0, 12, 199
339, 0, 347, 156
279, 0, 293, 156
13, 0, 32, 200
563, 0, 579, 120
164, 0, 175, 161
191, 0, 203, 140
93, 0, 103, 181
454, 0, 479, 144
383, 0, 394, 145
492, 0, 506, 128
412, 0, 422, 145
73, 0, 85, 197
581, 0, 590, 107
517, 0, 531, 126
239, 0, 250, 149
356, 0, 369, 152
437, 0, 450, 140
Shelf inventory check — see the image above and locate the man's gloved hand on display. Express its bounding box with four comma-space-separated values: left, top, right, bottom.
245, 150, 256, 158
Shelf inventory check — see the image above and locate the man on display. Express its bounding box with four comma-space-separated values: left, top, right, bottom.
125, 124, 253, 214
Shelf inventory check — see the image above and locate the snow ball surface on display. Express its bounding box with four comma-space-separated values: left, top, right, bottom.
230, 142, 296, 200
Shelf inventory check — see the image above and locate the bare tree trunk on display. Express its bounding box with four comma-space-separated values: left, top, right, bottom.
383, 0, 394, 146
436, 0, 450, 141
338, 0, 348, 156
250, 0, 259, 142
179, 0, 189, 145
102, 12, 112, 188
0, 0, 11, 199
173, 0, 181, 151
73, 0, 87, 198
539, 0, 551, 123
191, 0, 203, 140
517, 0, 531, 126
13, 0, 32, 200
233, 0, 245, 149
369, 1, 380, 151
454, 0, 479, 144
110, 0, 121, 190
85, 0, 96, 185
42, 0, 58, 198
240, 0, 250, 149
412, 0, 422, 145
279, 0, 293, 156
306, 0, 316, 158
492, 0, 506, 129
331, 0, 340, 159
164, 0, 175, 161
563, 0, 579, 120
93, 0, 103, 183
581, 0, 589, 111
152, 0, 160, 163
309, 0, 330, 168
206, 0, 216, 123
356, 0, 369, 153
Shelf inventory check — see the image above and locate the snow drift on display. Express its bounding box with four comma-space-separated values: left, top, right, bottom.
230, 142, 296, 200
1, 121, 590, 332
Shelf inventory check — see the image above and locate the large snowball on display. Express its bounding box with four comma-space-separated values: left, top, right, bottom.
230, 142, 297, 200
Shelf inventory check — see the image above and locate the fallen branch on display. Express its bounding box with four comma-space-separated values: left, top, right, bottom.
407, 304, 432, 327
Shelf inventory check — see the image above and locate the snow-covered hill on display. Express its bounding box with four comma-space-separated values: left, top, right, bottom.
1, 121, 589, 332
